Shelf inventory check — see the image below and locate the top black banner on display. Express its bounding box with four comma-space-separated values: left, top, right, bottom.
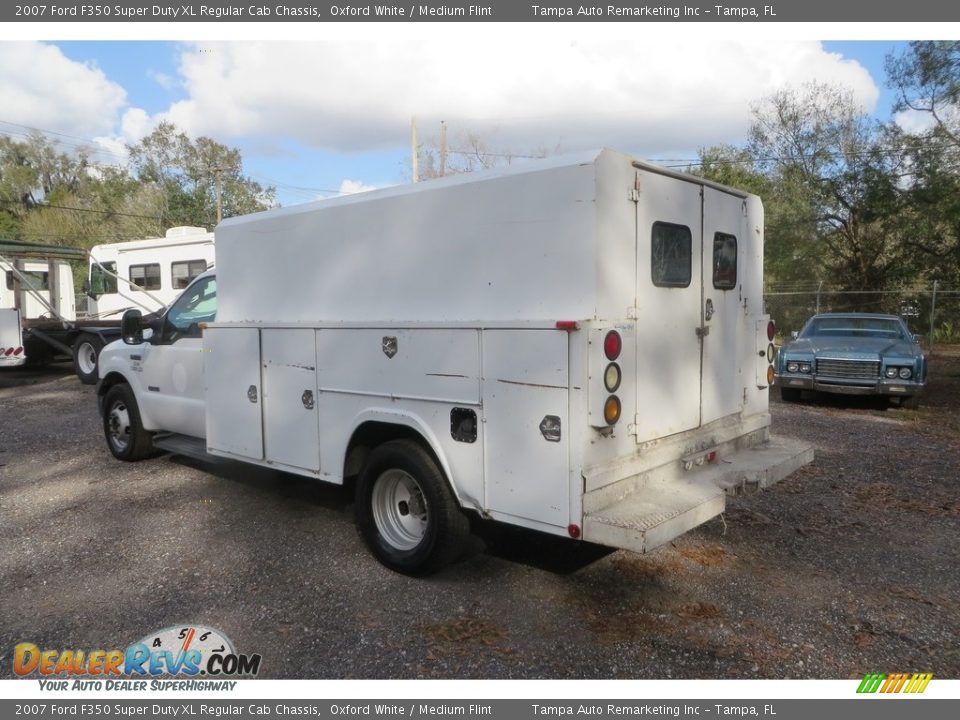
6, 0, 960, 23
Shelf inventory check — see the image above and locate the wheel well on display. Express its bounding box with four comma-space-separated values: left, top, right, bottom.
344, 421, 440, 480
97, 371, 129, 399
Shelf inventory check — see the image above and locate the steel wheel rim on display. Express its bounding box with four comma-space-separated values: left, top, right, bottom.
77, 342, 97, 375
371, 469, 428, 551
107, 400, 131, 452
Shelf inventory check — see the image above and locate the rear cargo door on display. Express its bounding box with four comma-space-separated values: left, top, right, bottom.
635, 170, 703, 442
700, 187, 747, 425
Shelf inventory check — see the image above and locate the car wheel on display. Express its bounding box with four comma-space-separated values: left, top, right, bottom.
73, 334, 104, 385
102, 384, 155, 461
780, 387, 802, 402
355, 439, 469, 575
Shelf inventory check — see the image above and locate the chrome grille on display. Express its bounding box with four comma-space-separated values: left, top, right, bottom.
816, 358, 880, 380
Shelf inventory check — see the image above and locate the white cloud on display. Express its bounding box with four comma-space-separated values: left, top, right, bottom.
337, 179, 379, 195
0, 42, 127, 139
155, 38, 879, 155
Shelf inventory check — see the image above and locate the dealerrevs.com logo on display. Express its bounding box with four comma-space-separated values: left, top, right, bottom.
14, 625, 261, 690
857, 673, 934, 694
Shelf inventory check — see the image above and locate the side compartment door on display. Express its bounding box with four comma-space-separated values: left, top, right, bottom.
701, 187, 746, 425
262, 329, 320, 473
482, 330, 569, 528
635, 171, 704, 442
205, 327, 264, 460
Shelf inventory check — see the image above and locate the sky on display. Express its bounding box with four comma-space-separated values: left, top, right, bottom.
0, 35, 911, 210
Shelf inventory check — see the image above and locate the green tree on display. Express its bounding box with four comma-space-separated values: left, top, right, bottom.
885, 42, 960, 288
747, 82, 911, 292
127, 122, 275, 227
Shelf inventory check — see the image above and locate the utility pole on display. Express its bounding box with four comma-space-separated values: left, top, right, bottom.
929, 279, 939, 349
440, 120, 448, 177
208, 165, 229, 225
411, 116, 419, 183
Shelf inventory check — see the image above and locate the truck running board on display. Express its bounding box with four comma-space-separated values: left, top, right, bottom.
583, 436, 813, 554
152, 433, 227, 464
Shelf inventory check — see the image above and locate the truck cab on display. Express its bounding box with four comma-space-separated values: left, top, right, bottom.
97, 271, 217, 458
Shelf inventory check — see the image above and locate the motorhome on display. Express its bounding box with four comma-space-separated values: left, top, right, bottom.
97, 150, 812, 575
87, 226, 214, 318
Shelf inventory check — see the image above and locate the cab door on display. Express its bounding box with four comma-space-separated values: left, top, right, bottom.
634, 170, 703, 443
140, 275, 217, 439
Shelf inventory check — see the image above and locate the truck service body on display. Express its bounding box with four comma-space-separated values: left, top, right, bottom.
98, 149, 812, 574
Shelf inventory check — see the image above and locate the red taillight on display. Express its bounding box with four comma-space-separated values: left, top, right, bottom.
555, 320, 578, 330
13, 347, 23, 356
4, 347, 14, 356
707, 451, 717, 463
603, 330, 622, 361
567, 524, 581, 539
767, 321, 775, 342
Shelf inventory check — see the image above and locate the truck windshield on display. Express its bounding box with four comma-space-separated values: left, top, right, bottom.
166, 276, 216, 337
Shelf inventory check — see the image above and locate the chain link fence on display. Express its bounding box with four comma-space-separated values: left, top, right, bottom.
766, 284, 960, 346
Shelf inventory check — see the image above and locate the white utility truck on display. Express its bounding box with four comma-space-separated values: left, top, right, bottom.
97, 150, 812, 575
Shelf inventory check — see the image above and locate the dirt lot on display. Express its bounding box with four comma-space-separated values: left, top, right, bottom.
1, 351, 958, 679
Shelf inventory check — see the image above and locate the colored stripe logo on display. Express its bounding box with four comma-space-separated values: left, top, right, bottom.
857, 673, 933, 694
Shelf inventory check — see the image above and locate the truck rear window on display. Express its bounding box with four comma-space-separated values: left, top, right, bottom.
712, 232, 737, 290
5, 270, 49, 291
651, 222, 691, 288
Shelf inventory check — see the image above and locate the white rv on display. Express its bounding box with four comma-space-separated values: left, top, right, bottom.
97, 150, 812, 575
87, 226, 214, 318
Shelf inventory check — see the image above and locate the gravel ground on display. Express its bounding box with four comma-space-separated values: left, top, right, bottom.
1, 352, 957, 680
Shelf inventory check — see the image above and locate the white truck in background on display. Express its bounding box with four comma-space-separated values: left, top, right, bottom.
97, 149, 813, 575
0, 228, 213, 383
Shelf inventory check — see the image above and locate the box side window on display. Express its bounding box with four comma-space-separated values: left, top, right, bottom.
171, 259, 208, 290
651, 222, 692, 288
712, 232, 737, 290
129, 263, 161, 291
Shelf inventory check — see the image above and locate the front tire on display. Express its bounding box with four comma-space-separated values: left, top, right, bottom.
102, 384, 154, 461
73, 334, 104, 385
355, 439, 469, 575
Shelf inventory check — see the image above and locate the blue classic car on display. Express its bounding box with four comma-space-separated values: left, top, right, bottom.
775, 313, 927, 408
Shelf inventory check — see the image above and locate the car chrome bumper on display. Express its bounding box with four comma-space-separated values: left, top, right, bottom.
775, 374, 924, 397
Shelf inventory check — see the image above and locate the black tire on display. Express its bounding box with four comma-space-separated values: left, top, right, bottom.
780, 387, 802, 402
102, 384, 154, 461
73, 334, 104, 385
355, 439, 469, 576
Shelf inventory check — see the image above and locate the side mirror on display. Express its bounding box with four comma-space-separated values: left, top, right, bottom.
790, 331, 799, 340
121, 309, 144, 345
913, 334, 922, 344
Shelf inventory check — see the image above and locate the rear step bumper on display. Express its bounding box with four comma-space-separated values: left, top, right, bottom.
583, 436, 813, 554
